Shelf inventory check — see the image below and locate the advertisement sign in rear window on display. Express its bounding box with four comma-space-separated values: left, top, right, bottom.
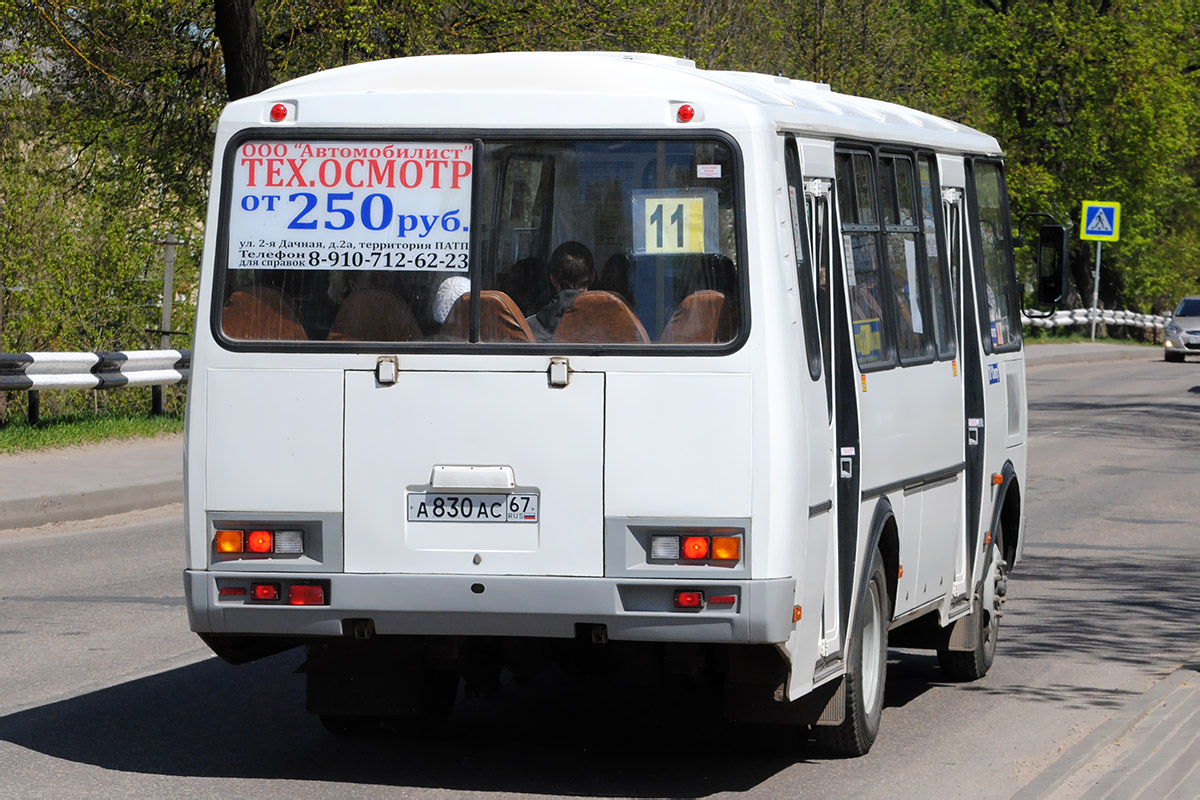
227, 140, 473, 272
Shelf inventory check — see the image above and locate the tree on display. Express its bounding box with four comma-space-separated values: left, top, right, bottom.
215, 0, 272, 98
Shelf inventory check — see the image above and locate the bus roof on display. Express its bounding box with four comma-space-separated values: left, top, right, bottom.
229, 51, 1001, 155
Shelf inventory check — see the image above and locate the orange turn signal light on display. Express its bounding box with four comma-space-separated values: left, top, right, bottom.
712, 536, 741, 561
214, 530, 244, 553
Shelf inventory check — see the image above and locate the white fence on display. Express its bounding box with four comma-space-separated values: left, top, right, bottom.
1020, 308, 1168, 330
0, 350, 190, 424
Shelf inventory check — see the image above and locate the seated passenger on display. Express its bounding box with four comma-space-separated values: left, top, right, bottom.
526, 241, 595, 343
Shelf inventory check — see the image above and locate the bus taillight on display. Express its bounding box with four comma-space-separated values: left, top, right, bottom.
682, 536, 710, 559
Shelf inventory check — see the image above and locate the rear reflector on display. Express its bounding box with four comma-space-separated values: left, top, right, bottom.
708, 594, 736, 605
252, 583, 280, 601
674, 590, 704, 608
288, 584, 326, 605
218, 586, 247, 597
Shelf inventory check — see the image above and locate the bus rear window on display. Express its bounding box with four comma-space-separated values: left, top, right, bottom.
217, 137, 742, 348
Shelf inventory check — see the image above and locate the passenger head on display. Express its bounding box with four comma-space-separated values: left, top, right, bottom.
548, 241, 595, 292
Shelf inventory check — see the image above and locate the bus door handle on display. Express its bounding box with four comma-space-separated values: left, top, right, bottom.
968, 418, 983, 446
839, 448, 855, 479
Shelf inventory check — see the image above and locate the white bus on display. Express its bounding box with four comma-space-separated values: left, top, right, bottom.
184, 52, 1065, 756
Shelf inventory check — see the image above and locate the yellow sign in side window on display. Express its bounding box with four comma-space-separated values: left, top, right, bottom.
854, 318, 883, 362
642, 196, 706, 254
631, 190, 718, 256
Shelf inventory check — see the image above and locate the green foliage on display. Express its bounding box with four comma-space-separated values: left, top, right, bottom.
919, 0, 1200, 313
1, 0, 1199, 411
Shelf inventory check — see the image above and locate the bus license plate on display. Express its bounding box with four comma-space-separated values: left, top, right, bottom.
407, 493, 539, 523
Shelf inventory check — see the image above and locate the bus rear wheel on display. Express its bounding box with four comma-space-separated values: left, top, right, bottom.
814, 547, 889, 758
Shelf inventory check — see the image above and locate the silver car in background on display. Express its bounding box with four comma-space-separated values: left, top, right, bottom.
1164, 296, 1200, 362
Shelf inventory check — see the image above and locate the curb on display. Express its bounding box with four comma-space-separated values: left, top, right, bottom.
0, 478, 182, 530
1012, 651, 1200, 798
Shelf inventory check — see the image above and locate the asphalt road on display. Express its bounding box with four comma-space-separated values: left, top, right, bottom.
0, 352, 1196, 797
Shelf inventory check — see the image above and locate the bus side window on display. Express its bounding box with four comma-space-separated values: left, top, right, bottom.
835, 150, 894, 368
969, 160, 1021, 352
879, 154, 934, 365
919, 155, 956, 359
784, 134, 822, 380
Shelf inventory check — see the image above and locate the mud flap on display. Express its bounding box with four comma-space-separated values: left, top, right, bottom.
946, 606, 979, 652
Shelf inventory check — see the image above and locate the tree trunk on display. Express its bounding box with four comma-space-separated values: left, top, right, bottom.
214, 0, 273, 100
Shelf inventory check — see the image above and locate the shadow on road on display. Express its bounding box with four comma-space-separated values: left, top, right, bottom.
0, 649, 819, 795
0, 638, 955, 794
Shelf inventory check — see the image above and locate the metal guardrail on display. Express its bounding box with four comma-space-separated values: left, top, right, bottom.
0, 349, 191, 424
1021, 308, 1168, 330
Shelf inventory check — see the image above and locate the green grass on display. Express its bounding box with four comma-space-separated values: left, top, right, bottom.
0, 412, 183, 454
1023, 329, 1159, 347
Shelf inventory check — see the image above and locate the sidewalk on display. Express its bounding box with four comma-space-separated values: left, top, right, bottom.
1014, 652, 1200, 799
0, 434, 182, 530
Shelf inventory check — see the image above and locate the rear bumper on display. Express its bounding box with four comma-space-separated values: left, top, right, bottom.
185, 570, 796, 644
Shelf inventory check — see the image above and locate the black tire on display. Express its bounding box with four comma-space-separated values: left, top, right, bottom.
814, 548, 889, 758
938, 522, 1002, 682
1165, 350, 1185, 363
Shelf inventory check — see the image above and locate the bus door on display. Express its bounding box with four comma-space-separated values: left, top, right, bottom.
786, 136, 840, 675
963, 158, 1023, 580
815, 173, 859, 669
942, 179, 973, 602
823, 152, 866, 665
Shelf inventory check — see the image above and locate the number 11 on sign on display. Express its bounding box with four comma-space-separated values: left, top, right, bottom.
643, 197, 705, 254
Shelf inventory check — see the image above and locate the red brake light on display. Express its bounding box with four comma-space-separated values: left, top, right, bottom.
247, 530, 274, 553
681, 536, 711, 560
270, 102, 289, 122
288, 585, 326, 606
677, 104, 696, 123
674, 590, 704, 608
252, 583, 280, 601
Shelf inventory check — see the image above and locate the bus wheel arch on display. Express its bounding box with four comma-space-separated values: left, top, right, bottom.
997, 467, 1021, 571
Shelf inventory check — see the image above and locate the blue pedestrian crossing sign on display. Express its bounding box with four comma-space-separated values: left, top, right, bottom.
1080, 200, 1120, 242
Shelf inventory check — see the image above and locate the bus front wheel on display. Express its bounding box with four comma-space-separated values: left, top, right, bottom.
938, 521, 1003, 681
